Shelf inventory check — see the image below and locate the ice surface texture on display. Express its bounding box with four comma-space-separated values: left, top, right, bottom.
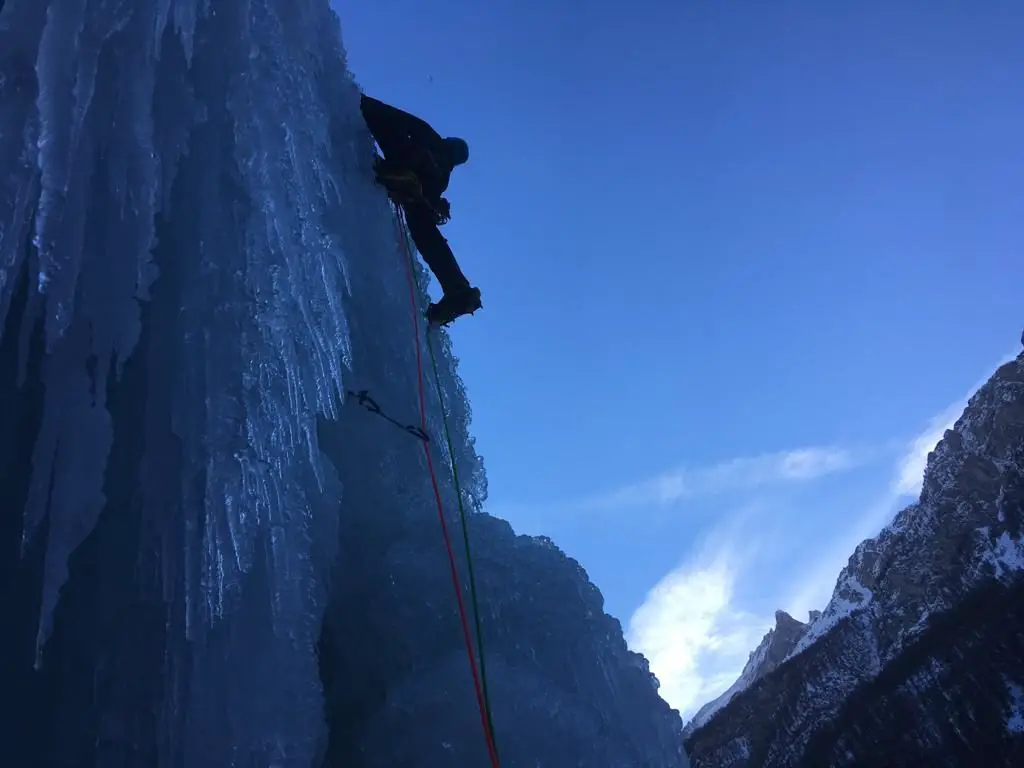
2, 0, 358, 762
0, 0, 688, 765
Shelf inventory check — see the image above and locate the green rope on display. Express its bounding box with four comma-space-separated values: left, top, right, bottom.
396, 212, 500, 758
424, 328, 499, 754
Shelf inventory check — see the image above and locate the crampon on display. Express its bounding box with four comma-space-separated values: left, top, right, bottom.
426, 286, 482, 327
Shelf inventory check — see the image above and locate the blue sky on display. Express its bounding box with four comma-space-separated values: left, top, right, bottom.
333, 0, 1024, 719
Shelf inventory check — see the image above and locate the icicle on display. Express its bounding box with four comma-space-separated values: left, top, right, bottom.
20, 0, 166, 661
23, 320, 112, 667
154, 0, 173, 58
172, 0, 210, 66
32, 0, 90, 339
0, 162, 40, 337
0, 48, 43, 335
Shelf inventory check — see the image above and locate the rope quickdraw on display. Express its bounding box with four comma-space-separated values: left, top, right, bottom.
345, 388, 430, 443
393, 206, 501, 767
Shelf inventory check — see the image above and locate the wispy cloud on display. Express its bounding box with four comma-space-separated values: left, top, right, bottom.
630, 423, 947, 719
626, 521, 773, 718
892, 402, 964, 498
580, 445, 861, 512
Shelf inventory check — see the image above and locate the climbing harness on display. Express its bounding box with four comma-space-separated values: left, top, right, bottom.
345, 388, 430, 443
393, 206, 502, 767
374, 159, 452, 225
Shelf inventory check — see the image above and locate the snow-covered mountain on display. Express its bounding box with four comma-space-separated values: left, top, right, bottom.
686, 352, 1024, 767
0, 2, 689, 766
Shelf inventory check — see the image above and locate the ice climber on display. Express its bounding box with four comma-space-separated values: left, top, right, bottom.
360, 93, 482, 327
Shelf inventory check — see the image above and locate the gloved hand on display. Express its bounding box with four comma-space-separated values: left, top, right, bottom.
433, 196, 451, 225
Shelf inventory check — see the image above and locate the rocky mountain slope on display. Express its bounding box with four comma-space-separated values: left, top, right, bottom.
685, 609, 818, 734
685, 352, 1024, 767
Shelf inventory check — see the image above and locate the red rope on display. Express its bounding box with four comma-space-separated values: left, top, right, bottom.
394, 209, 501, 767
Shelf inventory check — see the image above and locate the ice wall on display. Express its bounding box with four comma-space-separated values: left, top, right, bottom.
0, 1, 689, 766
2, 0, 362, 762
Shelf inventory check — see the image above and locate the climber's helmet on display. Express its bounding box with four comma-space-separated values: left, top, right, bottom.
444, 137, 469, 166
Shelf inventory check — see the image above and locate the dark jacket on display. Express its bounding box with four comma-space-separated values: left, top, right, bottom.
360, 95, 453, 204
